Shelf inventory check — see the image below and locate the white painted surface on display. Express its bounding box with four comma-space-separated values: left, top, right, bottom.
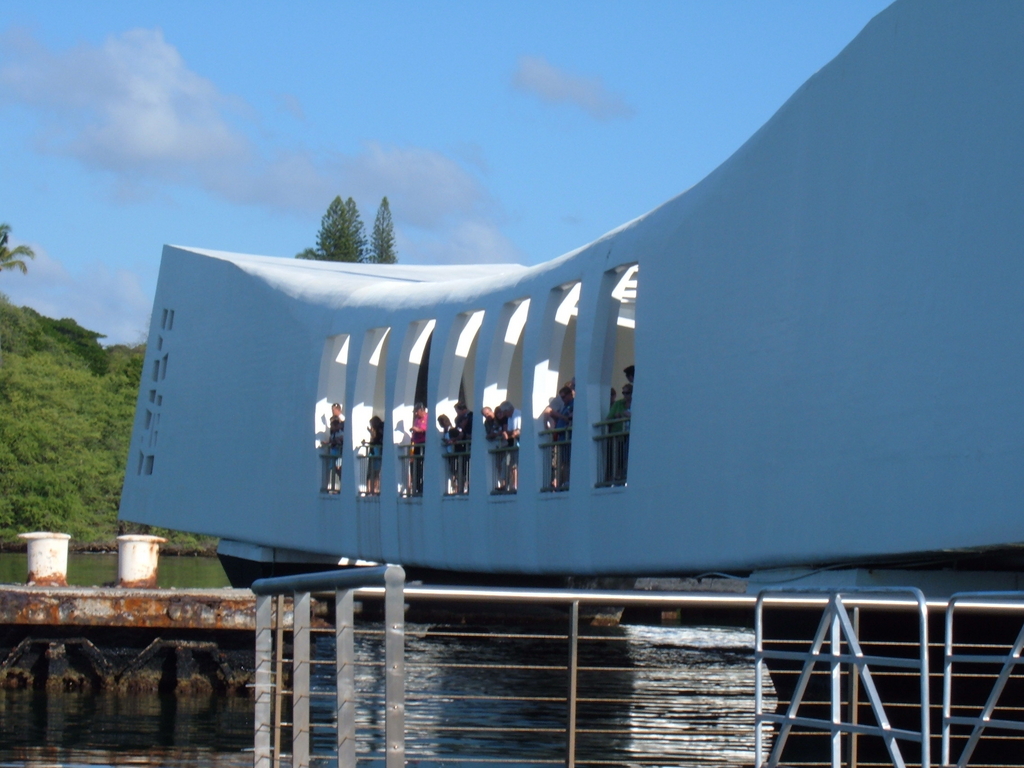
18, 532, 71, 585
116, 534, 166, 587
120, 1, 1024, 574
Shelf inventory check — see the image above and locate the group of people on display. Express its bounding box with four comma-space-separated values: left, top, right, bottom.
318, 363, 633, 496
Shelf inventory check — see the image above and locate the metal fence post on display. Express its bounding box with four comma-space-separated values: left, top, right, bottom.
292, 591, 311, 768
254, 595, 273, 768
566, 600, 579, 768
273, 595, 284, 768
385, 565, 406, 768
337, 588, 356, 768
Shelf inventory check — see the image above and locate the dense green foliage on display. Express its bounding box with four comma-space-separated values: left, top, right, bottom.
296, 195, 397, 264
369, 197, 397, 264
0, 296, 143, 542
0, 223, 36, 275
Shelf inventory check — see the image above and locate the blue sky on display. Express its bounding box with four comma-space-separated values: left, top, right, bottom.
0, 1, 891, 343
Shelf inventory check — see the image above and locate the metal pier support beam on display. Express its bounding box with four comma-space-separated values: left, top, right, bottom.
566, 600, 579, 768
292, 591, 311, 768
253, 595, 273, 768
385, 565, 406, 768
336, 588, 356, 768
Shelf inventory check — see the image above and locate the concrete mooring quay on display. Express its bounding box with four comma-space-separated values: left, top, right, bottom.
0, 585, 259, 694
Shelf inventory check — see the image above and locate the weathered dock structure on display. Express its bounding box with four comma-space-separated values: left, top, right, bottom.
0, 586, 256, 693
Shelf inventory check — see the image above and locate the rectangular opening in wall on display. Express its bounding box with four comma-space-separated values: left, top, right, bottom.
144, 410, 153, 429
148, 390, 156, 403
137, 451, 145, 476
167, 310, 175, 330
160, 354, 168, 380
161, 309, 168, 329
151, 360, 160, 382
143, 455, 154, 475
157, 336, 163, 351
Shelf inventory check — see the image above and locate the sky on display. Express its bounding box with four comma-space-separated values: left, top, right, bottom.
0, 1, 892, 344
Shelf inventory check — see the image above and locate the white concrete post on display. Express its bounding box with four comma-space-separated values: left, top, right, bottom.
18, 532, 71, 587
116, 534, 167, 588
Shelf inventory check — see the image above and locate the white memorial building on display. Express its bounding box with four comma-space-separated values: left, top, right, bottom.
119, 0, 1024, 584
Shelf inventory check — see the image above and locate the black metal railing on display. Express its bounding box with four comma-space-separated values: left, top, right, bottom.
320, 451, 343, 494
441, 439, 472, 496
356, 442, 382, 497
538, 426, 572, 492
397, 444, 424, 498
594, 418, 630, 487
487, 443, 518, 494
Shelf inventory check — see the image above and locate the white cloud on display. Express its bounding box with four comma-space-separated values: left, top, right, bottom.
512, 55, 634, 121
0, 242, 151, 345
0, 28, 247, 178
0, 29, 524, 265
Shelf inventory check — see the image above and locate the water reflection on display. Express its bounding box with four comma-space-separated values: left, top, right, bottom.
307, 622, 763, 766
0, 690, 251, 766
0, 622, 767, 767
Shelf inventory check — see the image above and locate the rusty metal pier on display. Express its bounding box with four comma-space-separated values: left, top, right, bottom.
0, 585, 257, 693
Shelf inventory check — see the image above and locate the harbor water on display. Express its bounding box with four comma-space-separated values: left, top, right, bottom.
0, 556, 766, 767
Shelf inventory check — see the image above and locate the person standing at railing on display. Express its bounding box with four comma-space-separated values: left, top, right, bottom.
607, 383, 631, 426
494, 401, 521, 491
319, 403, 345, 493
605, 383, 632, 484
542, 386, 574, 490
367, 415, 385, 495
409, 403, 428, 494
454, 401, 473, 447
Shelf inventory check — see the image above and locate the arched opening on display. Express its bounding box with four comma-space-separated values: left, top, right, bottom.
592, 264, 637, 487
533, 282, 580, 492
436, 310, 485, 496
393, 319, 436, 497
353, 327, 390, 497
315, 334, 349, 494
483, 299, 530, 494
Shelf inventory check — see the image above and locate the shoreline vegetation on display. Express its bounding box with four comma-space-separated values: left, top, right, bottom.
0, 294, 214, 554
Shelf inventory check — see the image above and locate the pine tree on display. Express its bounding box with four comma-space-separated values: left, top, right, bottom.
369, 197, 398, 264
341, 197, 367, 262
295, 196, 366, 262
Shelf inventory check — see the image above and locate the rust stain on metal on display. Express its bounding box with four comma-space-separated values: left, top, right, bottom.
118, 577, 158, 589
0, 586, 256, 631
26, 571, 68, 588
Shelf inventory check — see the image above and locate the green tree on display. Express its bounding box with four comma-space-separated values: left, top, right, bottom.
369, 197, 398, 264
0, 223, 36, 275
295, 196, 367, 262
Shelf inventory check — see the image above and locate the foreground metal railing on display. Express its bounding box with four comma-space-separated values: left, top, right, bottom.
755, 588, 930, 768
251, 566, 406, 768
441, 439, 471, 495
593, 418, 629, 487
251, 581, 1024, 768
539, 426, 572, 492
943, 592, 1024, 768
319, 451, 342, 495
488, 442, 519, 494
